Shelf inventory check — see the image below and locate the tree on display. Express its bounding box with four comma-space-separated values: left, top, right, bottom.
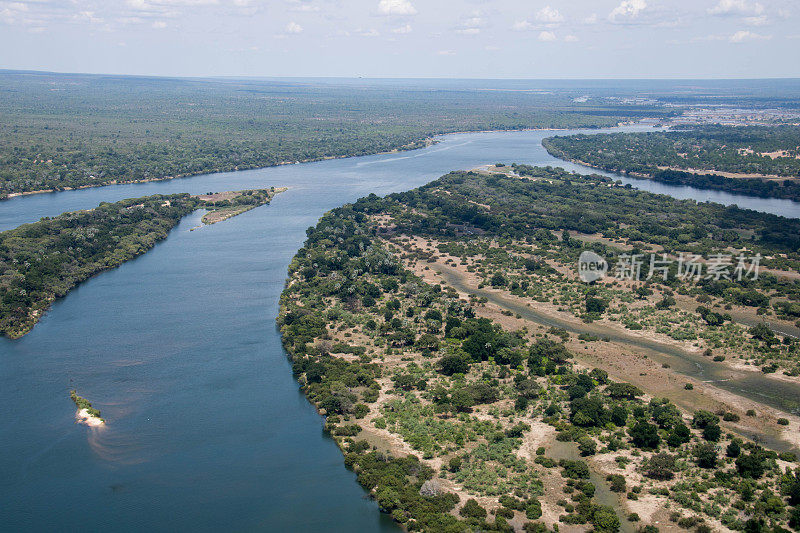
578, 436, 597, 456
570, 397, 609, 427
460, 499, 486, 519
736, 452, 766, 479
645, 453, 676, 480
490, 272, 507, 287
750, 323, 776, 344
702, 423, 721, 442
692, 410, 719, 428
586, 296, 608, 314
592, 506, 620, 533
438, 354, 469, 376
606, 382, 642, 400
667, 423, 691, 447
726, 439, 741, 458
694, 443, 718, 468
630, 420, 660, 449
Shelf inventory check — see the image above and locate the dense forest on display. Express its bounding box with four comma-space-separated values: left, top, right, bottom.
543, 126, 800, 201
0, 189, 277, 338
0, 71, 673, 197
279, 168, 800, 532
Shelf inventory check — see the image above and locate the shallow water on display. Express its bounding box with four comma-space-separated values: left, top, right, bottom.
0, 126, 798, 531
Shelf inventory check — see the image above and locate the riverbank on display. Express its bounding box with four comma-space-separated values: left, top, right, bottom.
542, 138, 800, 204
0, 122, 640, 203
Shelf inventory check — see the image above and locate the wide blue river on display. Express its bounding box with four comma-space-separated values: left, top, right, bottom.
1, 127, 798, 532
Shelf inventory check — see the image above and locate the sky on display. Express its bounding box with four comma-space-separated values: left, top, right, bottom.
0, 0, 798, 78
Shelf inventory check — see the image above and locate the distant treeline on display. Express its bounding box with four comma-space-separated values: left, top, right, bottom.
651, 169, 800, 202
543, 125, 800, 202
0, 71, 672, 196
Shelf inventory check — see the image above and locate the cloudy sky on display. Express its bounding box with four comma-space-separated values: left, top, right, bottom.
1, 0, 798, 78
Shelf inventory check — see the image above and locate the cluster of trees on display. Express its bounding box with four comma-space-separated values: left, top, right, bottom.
543, 126, 800, 201
0, 70, 671, 196
0, 194, 200, 338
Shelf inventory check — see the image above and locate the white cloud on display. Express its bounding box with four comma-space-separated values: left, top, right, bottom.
729, 29, 770, 42
609, 0, 647, 22
564, 34, 579, 42
708, 0, 764, 16
744, 15, 767, 25
356, 28, 380, 37
378, 0, 416, 16
152, 19, 167, 28
289, 2, 319, 12
536, 6, 564, 24
583, 13, 598, 24
512, 19, 533, 31
456, 28, 480, 35
437, 49, 455, 55
74, 10, 103, 24
391, 23, 411, 34
285, 21, 303, 33
538, 30, 556, 41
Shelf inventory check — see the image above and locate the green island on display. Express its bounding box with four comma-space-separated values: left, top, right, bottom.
0, 188, 281, 338
0, 71, 674, 198
197, 187, 287, 225
542, 126, 800, 202
279, 167, 800, 532
70, 390, 103, 425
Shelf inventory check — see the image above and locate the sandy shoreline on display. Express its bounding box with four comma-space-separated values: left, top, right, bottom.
75, 408, 105, 427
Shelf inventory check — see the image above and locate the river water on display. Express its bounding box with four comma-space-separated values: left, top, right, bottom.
0, 126, 798, 531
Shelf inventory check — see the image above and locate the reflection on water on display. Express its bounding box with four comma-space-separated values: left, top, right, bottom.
0, 126, 797, 532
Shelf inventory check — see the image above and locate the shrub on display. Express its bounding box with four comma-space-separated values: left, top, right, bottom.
438, 354, 470, 376
645, 453, 676, 480
460, 499, 487, 519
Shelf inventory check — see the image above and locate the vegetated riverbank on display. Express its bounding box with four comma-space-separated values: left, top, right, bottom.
541, 132, 800, 203
279, 168, 800, 532
0, 189, 282, 338
0, 139, 432, 202
0, 121, 624, 203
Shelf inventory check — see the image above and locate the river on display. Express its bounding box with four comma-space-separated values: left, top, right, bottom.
0, 126, 798, 531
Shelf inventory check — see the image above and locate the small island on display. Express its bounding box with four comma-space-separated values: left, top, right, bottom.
70, 390, 104, 427
195, 187, 287, 225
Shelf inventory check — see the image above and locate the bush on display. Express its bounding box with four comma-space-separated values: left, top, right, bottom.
645, 453, 676, 480
438, 354, 470, 376
702, 423, 721, 442
526, 499, 543, 520
460, 499, 487, 519
629, 420, 660, 449
578, 437, 597, 456
560, 459, 590, 479
607, 474, 626, 493
694, 443, 718, 468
